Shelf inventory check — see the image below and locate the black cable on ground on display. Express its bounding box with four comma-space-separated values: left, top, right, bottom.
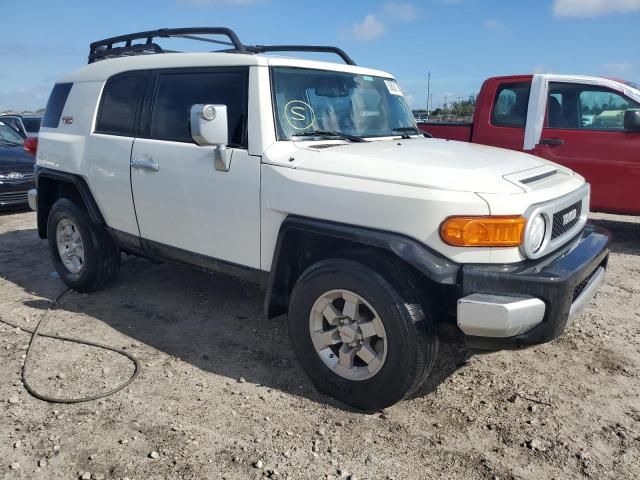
0, 289, 140, 403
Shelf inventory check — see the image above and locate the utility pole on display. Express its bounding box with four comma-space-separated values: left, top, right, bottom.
426, 71, 431, 115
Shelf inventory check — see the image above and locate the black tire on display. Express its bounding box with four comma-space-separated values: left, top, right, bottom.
288, 255, 438, 410
47, 198, 120, 293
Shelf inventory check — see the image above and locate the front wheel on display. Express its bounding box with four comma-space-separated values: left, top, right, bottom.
47, 198, 120, 292
288, 256, 437, 410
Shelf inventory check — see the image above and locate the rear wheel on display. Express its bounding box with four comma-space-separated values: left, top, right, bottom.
47, 198, 120, 292
288, 256, 437, 410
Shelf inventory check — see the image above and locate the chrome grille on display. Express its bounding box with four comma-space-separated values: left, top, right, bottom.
552, 201, 582, 240
0, 191, 29, 204
0, 171, 34, 182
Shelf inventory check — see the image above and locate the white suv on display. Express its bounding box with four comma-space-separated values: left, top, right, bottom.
28, 28, 610, 410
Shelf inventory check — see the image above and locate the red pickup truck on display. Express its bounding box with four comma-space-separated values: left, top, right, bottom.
419, 74, 640, 215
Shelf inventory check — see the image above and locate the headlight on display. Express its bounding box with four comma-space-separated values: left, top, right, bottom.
528, 213, 546, 253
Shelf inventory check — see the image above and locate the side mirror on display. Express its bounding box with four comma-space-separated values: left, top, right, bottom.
190, 104, 230, 171
624, 109, 640, 132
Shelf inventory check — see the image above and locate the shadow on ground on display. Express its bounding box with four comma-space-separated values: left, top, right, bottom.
589, 216, 640, 255
0, 225, 468, 411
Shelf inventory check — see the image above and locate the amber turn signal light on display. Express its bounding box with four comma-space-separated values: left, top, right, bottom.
440, 216, 526, 247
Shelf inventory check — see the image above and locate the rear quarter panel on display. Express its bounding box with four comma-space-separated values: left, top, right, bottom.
37, 81, 139, 235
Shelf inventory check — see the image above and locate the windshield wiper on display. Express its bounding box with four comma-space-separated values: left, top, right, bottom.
392, 127, 421, 136
293, 130, 366, 143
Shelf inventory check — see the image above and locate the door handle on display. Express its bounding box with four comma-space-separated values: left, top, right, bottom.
538, 138, 564, 147
131, 158, 159, 172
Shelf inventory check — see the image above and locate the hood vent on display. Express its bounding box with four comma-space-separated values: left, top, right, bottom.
504, 165, 569, 192
520, 169, 558, 184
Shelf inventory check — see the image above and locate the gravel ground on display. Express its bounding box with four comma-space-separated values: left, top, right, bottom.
0, 210, 639, 480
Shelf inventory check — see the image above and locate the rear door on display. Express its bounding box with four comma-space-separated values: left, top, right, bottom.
88, 72, 149, 236
533, 82, 640, 214
130, 67, 260, 268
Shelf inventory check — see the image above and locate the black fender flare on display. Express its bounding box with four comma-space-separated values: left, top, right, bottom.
264, 215, 460, 318
35, 167, 105, 238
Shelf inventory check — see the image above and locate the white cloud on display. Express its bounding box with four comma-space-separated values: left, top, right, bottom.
352, 14, 386, 42
553, 0, 640, 17
532, 64, 549, 74
483, 19, 501, 30
382, 2, 418, 22
603, 62, 633, 75
351, 3, 417, 42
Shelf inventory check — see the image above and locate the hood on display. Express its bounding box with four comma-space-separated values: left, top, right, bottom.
275, 138, 567, 195
0, 144, 35, 171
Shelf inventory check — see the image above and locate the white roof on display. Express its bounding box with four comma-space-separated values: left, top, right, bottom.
59, 52, 393, 83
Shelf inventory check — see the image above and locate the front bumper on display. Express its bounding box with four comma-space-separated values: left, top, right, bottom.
458, 224, 610, 350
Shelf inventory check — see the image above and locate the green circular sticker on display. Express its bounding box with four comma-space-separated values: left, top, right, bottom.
284, 100, 316, 130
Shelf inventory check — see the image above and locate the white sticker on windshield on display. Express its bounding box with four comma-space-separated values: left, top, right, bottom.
384, 80, 403, 96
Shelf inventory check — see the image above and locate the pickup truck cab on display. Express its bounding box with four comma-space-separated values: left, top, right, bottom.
419, 75, 640, 215
28, 29, 610, 410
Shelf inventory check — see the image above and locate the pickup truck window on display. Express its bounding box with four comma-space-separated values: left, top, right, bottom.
96, 73, 148, 137
548, 82, 640, 131
272, 67, 415, 140
491, 82, 530, 128
149, 69, 248, 147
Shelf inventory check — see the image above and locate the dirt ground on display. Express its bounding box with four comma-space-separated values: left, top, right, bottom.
0, 210, 638, 480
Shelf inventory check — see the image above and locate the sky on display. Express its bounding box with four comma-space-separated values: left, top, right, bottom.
1, 0, 638, 112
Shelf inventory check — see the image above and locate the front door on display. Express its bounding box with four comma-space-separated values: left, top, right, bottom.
130, 67, 260, 268
533, 82, 640, 215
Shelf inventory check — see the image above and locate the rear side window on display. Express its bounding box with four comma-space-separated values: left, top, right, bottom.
491, 82, 531, 128
42, 83, 73, 128
96, 73, 148, 136
149, 69, 248, 147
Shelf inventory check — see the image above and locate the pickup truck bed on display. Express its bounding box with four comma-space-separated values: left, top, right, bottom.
419, 122, 472, 142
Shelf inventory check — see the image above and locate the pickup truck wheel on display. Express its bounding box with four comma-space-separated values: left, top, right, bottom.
47, 198, 120, 293
288, 257, 437, 410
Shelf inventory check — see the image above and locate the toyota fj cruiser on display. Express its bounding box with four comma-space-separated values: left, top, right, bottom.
28, 28, 610, 410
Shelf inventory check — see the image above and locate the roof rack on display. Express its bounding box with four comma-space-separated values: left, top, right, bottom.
88, 27, 356, 66
245, 45, 355, 66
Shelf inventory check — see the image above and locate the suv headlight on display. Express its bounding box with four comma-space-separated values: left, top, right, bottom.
526, 213, 547, 254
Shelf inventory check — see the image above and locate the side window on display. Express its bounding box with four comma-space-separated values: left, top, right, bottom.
149, 70, 248, 147
547, 82, 640, 130
491, 82, 531, 128
579, 88, 639, 130
96, 73, 148, 136
42, 83, 73, 128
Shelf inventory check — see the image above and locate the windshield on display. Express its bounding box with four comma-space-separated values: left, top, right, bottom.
272, 67, 417, 140
0, 123, 25, 146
